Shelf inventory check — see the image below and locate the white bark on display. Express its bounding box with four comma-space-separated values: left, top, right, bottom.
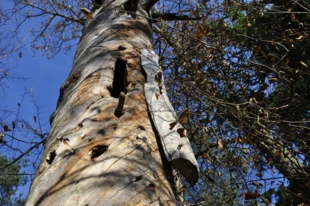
26, 1, 176, 205
142, 49, 198, 186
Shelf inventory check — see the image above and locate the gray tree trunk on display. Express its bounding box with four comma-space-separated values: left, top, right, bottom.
26, 0, 197, 205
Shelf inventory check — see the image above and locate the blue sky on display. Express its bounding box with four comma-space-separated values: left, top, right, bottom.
1, 35, 75, 199
1, 0, 74, 118
1, 0, 78, 198
3, 47, 73, 195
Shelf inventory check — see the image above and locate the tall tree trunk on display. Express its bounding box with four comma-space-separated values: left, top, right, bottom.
26, 1, 177, 205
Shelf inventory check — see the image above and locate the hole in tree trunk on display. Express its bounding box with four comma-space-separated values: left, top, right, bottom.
111, 58, 127, 98
147, 183, 156, 190
134, 175, 143, 182
90, 145, 108, 159
118, 45, 126, 51
46, 150, 56, 165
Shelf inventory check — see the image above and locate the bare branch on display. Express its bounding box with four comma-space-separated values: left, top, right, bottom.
0, 139, 45, 170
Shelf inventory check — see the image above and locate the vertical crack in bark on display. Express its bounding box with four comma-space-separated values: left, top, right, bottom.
111, 58, 127, 97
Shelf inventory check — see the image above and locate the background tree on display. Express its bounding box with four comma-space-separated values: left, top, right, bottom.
0, 154, 26, 206
153, 0, 310, 204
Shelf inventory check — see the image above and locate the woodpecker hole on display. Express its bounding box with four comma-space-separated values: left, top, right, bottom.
90, 145, 108, 159
111, 58, 127, 98
46, 150, 56, 165
137, 125, 145, 130
147, 183, 156, 190
118, 45, 126, 51
177, 128, 187, 137
112, 124, 118, 130
134, 175, 143, 182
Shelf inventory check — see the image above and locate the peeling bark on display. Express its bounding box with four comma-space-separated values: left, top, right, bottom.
26, 1, 175, 205
26, 0, 199, 205
142, 49, 199, 186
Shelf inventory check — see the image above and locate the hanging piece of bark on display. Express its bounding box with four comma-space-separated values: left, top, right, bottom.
141, 49, 199, 186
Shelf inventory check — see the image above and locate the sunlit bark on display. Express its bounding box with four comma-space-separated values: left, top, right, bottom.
26, 0, 177, 205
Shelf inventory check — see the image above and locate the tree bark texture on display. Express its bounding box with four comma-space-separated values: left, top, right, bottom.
26, 1, 175, 205
26, 0, 198, 205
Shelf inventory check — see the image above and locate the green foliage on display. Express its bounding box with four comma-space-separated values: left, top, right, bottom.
0, 154, 26, 206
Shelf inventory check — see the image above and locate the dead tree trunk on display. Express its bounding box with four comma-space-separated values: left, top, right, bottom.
26, 0, 198, 205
